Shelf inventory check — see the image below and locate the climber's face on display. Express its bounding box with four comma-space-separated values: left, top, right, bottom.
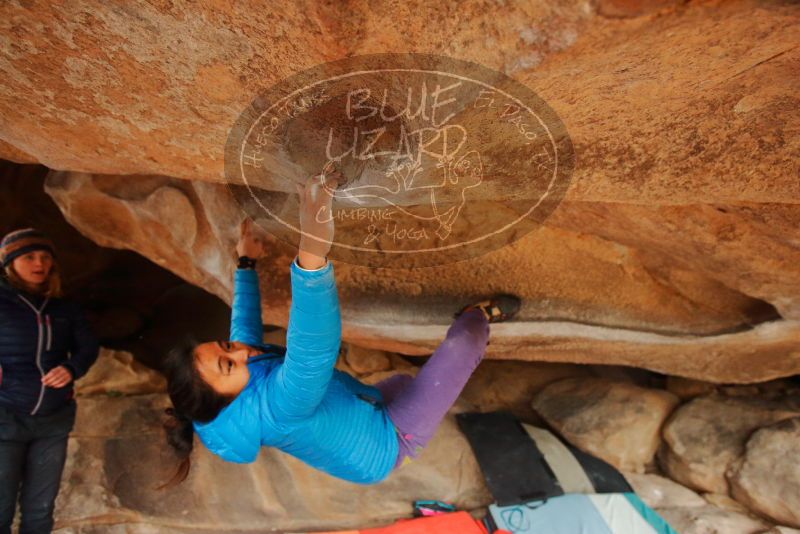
194, 340, 259, 396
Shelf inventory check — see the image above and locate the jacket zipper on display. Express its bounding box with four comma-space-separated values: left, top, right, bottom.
45, 314, 52, 351
17, 295, 50, 415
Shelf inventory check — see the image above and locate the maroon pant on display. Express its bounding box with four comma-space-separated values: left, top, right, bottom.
374, 309, 490, 468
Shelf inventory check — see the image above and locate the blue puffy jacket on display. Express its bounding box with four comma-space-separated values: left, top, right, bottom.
0, 276, 100, 415
194, 259, 400, 484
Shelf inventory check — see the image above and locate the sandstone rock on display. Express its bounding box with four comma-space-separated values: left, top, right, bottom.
596, 0, 680, 18
666, 376, 717, 400
0, 32, 798, 525
703, 493, 752, 513
70, 394, 169, 440
1, 2, 797, 531
42, 171, 800, 384
720, 385, 762, 397
729, 417, 800, 528
2, 1, 797, 207
656, 506, 770, 534
548, 201, 800, 323
322, 347, 542, 424
262, 327, 288, 346
532, 377, 679, 472
589, 365, 658, 387
623, 472, 706, 509
461, 361, 591, 421
46, 172, 771, 338
660, 395, 800, 494
358, 368, 417, 388
75, 349, 166, 397
335, 344, 418, 387
0, 0, 796, 383
57, 394, 490, 532
56, 526, 204, 534
343, 343, 393, 375
0, 138, 37, 164
757, 379, 800, 399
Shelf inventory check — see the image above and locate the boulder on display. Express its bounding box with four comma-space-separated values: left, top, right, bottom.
729, 417, 800, 528
41, 170, 800, 384
0, 0, 797, 383
656, 506, 770, 534
0, 138, 37, 164
461, 361, 592, 421
335, 344, 418, 388
720, 385, 762, 398
532, 377, 679, 472
343, 343, 394, 375
57, 394, 490, 532
659, 395, 800, 494
703, 492, 753, 513
623, 472, 706, 509
666, 376, 717, 400
2, 1, 797, 209
1, 1, 799, 531
75, 349, 166, 397
339, 349, 591, 422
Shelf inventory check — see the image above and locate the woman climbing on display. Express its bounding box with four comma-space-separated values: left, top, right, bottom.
162, 169, 520, 485
0, 228, 100, 534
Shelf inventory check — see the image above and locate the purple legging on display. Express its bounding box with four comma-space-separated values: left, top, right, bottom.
374, 308, 490, 468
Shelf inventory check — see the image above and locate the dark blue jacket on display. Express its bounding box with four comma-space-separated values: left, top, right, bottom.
0, 276, 100, 415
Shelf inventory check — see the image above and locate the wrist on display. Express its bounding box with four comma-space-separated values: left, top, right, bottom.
61, 363, 76, 380
237, 256, 257, 269
296, 251, 327, 271
298, 237, 331, 265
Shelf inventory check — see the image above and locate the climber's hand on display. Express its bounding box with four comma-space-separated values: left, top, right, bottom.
296, 169, 341, 270
236, 219, 268, 260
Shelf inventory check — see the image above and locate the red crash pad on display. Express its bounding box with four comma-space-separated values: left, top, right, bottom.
315, 511, 511, 534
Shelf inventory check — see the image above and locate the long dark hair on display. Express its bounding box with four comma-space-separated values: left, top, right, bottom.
159, 335, 234, 488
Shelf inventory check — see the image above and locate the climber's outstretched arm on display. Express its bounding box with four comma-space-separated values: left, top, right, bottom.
268, 170, 343, 421
295, 169, 339, 271
229, 219, 267, 345
269, 257, 341, 421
